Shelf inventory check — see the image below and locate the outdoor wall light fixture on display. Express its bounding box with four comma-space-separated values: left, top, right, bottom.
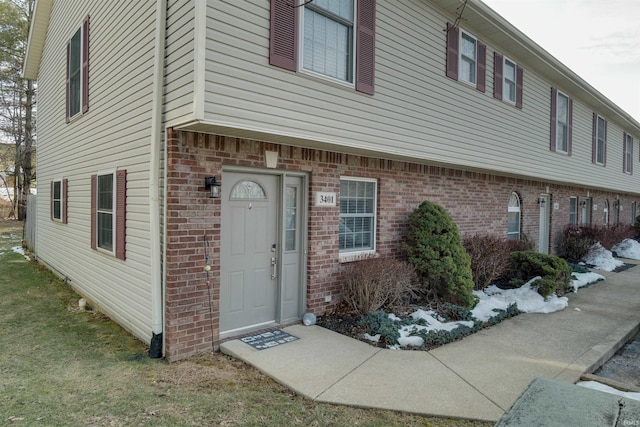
580, 200, 587, 208
538, 197, 546, 207
205, 176, 221, 199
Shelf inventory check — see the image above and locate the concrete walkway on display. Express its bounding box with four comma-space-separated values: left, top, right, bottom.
221, 260, 640, 422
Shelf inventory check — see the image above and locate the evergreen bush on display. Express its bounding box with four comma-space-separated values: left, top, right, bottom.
509, 251, 572, 297
403, 201, 475, 307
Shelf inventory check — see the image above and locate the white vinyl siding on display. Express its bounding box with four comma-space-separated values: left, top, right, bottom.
197, 1, 640, 195
34, 0, 156, 344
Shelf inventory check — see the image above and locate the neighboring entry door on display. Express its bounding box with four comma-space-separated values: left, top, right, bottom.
220, 172, 305, 338
538, 194, 550, 254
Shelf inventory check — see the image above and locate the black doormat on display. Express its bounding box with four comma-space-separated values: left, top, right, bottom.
240, 329, 298, 350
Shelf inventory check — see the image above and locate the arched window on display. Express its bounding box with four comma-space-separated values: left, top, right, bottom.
230, 180, 267, 200
604, 200, 609, 226
508, 192, 521, 240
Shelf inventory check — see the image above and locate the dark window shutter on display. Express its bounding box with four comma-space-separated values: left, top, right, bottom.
66, 42, 70, 123
515, 66, 523, 109
549, 88, 557, 152
50, 181, 54, 220
90, 175, 97, 250
355, 0, 375, 95
62, 179, 68, 224
493, 52, 503, 100
476, 42, 486, 92
82, 15, 90, 114
603, 119, 607, 166
624, 132, 628, 173
592, 113, 597, 164
116, 170, 127, 261
269, 0, 297, 71
445, 23, 458, 80
567, 97, 573, 156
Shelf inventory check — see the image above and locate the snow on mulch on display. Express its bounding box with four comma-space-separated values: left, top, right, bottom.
582, 242, 624, 272
612, 238, 640, 260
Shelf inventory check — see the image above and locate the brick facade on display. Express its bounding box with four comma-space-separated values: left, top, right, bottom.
164, 128, 640, 361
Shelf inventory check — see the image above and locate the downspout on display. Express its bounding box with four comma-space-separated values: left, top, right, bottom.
148, 0, 167, 358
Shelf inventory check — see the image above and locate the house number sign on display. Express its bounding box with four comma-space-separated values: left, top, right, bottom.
315, 192, 336, 207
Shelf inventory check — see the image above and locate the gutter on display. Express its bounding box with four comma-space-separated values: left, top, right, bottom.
148, 0, 167, 358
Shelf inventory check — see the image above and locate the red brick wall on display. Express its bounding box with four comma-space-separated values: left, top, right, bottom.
164, 128, 640, 361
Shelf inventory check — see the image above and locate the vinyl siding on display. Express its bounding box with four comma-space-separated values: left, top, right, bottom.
164, 0, 196, 126
35, 0, 156, 343
198, 0, 640, 194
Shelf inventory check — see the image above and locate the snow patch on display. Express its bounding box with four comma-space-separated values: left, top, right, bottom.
612, 238, 640, 260
583, 243, 624, 271
11, 246, 30, 261
570, 272, 605, 292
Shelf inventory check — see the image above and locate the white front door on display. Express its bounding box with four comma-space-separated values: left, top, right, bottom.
220, 171, 305, 338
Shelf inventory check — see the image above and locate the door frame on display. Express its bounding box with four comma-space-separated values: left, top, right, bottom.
219, 166, 308, 339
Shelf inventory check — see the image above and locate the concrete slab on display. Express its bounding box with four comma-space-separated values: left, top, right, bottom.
220, 324, 380, 399
316, 349, 504, 422
495, 377, 640, 427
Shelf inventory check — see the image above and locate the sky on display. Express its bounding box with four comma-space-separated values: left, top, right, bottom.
481, 0, 640, 123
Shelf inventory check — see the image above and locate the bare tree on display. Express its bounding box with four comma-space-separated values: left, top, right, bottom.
0, 0, 35, 220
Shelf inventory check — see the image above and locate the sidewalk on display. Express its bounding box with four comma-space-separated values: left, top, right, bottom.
221, 261, 640, 422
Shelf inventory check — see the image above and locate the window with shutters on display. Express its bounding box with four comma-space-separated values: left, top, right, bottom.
550, 89, 572, 154
624, 133, 633, 174
459, 30, 477, 86
91, 170, 126, 260
52, 180, 62, 221
66, 16, 89, 122
339, 177, 376, 256
493, 51, 522, 107
446, 24, 486, 92
269, 0, 375, 95
503, 57, 517, 103
593, 114, 607, 166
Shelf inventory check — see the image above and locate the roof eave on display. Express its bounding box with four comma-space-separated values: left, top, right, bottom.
22, 0, 54, 80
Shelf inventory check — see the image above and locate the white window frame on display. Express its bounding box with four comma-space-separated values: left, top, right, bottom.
299, 0, 356, 87
67, 23, 84, 120
625, 133, 633, 174
459, 29, 477, 86
555, 91, 570, 154
569, 196, 577, 226
596, 115, 606, 165
52, 179, 63, 221
339, 176, 377, 262
507, 192, 521, 240
503, 57, 517, 104
96, 170, 116, 255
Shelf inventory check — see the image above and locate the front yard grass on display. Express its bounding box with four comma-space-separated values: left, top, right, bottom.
0, 220, 491, 427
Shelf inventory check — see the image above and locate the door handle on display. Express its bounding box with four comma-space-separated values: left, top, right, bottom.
271, 257, 277, 280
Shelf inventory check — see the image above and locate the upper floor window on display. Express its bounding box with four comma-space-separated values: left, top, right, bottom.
302, 0, 354, 83
493, 52, 522, 108
66, 16, 90, 122
550, 88, 572, 154
269, 0, 375, 95
624, 132, 633, 174
339, 177, 376, 256
592, 114, 607, 166
446, 23, 486, 92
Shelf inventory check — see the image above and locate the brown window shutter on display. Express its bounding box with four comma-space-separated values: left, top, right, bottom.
493, 52, 503, 100
476, 42, 486, 92
592, 113, 597, 164
115, 170, 127, 261
567, 97, 573, 156
62, 179, 68, 224
603, 119, 607, 166
515, 66, 523, 109
269, 0, 297, 71
355, 0, 375, 95
549, 88, 557, 152
82, 15, 90, 114
624, 132, 628, 173
445, 23, 458, 80
90, 175, 97, 250
66, 42, 70, 123
50, 181, 54, 220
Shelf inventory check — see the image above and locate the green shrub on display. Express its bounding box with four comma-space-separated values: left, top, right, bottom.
341, 257, 417, 316
462, 234, 511, 290
509, 251, 572, 297
403, 201, 475, 307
